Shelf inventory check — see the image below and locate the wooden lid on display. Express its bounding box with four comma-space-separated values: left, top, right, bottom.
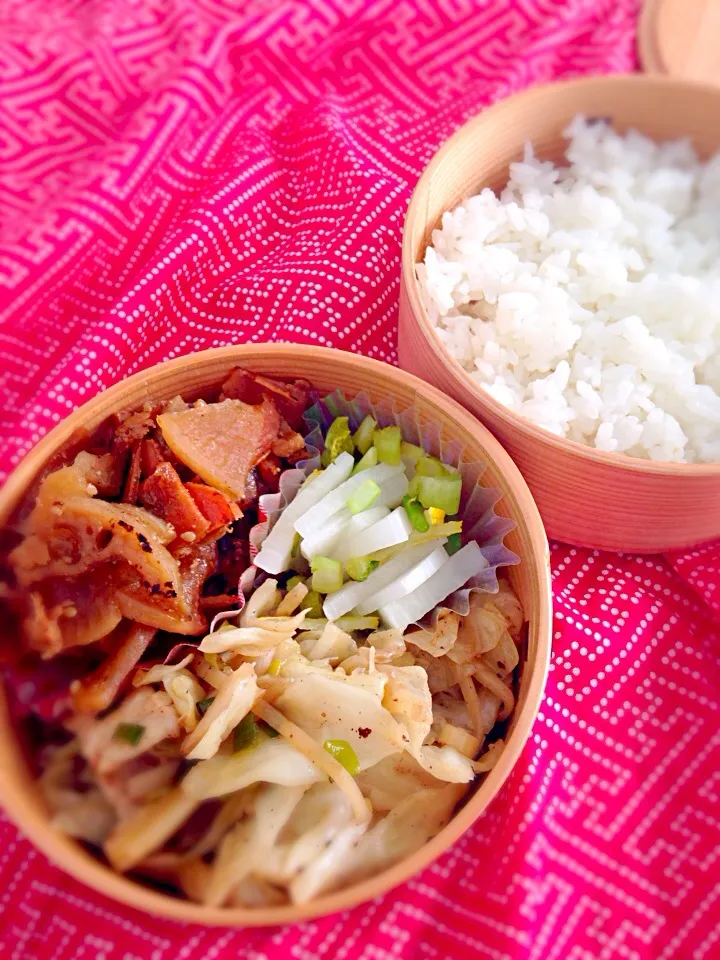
639, 0, 720, 83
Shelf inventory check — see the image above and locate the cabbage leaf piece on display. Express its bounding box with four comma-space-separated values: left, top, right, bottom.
379, 664, 475, 783
181, 738, 325, 801
273, 666, 407, 772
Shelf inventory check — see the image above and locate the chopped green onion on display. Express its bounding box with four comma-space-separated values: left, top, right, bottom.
310, 556, 344, 594
403, 494, 430, 532
233, 714, 262, 753
345, 556, 380, 581
113, 723, 145, 747
415, 455, 447, 477
416, 474, 462, 515
291, 532, 302, 558
267, 658, 283, 677
346, 478, 381, 515
373, 425, 401, 465
352, 446, 378, 474
323, 738, 360, 775
353, 415, 377, 455
445, 532, 463, 555
197, 696, 216, 716
401, 441, 424, 471
303, 589, 324, 618
323, 417, 354, 465
367, 520, 462, 563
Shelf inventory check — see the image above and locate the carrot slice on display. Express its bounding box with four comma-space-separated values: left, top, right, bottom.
140, 463, 210, 539
186, 483, 242, 536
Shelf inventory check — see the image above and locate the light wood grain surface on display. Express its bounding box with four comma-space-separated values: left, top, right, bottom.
639, 0, 720, 83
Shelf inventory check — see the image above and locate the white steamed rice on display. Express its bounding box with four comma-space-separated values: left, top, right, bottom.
417, 117, 720, 463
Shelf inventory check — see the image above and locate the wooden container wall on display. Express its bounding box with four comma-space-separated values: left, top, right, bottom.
0, 344, 551, 927
399, 75, 720, 553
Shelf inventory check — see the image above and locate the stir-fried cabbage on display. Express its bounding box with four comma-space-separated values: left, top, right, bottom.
405, 611, 460, 658
298, 622, 357, 662
379, 665, 433, 755
182, 738, 324, 801
273, 667, 407, 772
205, 783, 308, 906
182, 663, 257, 760
338, 785, 465, 888
289, 820, 369, 904
69, 688, 180, 775
104, 787, 199, 872
199, 612, 307, 656
354, 753, 444, 812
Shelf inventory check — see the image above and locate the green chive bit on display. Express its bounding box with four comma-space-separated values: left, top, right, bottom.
353, 415, 377, 455
113, 723, 145, 747
402, 494, 430, 532
346, 478, 381, 515
345, 556, 379, 582
373, 425, 402, 465
352, 446, 378, 475
323, 738, 359, 775
310, 556, 343, 593
197, 696, 215, 716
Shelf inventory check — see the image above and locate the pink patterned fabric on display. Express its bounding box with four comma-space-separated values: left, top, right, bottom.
1, 2, 719, 958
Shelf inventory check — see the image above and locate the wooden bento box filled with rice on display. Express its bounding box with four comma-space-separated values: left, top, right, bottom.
399, 75, 720, 553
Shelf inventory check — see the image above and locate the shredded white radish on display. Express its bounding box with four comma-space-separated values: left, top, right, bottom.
294, 463, 403, 540
323, 542, 442, 621
329, 474, 410, 563
380, 542, 488, 631
255, 452, 355, 574
354, 545, 449, 616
